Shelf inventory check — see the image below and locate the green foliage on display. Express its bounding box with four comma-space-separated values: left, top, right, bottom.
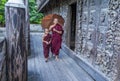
0, 0, 7, 26
0, 0, 43, 26
29, 0, 44, 24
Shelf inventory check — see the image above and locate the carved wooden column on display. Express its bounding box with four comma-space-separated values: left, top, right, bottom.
24, 0, 30, 55
5, 1, 27, 81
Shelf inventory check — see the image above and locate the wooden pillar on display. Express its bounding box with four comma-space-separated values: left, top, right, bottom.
24, 0, 30, 56
5, 1, 27, 81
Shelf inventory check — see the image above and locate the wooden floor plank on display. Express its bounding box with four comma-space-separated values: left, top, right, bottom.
60, 50, 94, 81
51, 59, 72, 81
28, 35, 42, 81
28, 33, 94, 81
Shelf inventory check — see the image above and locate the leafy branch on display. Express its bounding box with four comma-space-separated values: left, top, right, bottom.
0, 0, 7, 27
29, 0, 44, 24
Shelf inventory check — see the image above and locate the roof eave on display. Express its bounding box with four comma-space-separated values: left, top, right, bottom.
38, 0, 49, 12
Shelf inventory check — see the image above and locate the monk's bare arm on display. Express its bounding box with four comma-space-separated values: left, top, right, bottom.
53, 29, 62, 34
43, 40, 49, 44
48, 40, 51, 44
42, 35, 49, 44
48, 36, 51, 44
49, 24, 55, 30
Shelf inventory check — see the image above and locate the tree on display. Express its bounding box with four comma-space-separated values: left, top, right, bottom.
0, 0, 43, 26
29, 0, 44, 24
0, 0, 7, 27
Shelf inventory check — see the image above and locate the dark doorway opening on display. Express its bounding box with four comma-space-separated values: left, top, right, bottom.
69, 3, 77, 51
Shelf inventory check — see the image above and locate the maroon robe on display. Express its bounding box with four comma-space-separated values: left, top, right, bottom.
51, 24, 64, 55
43, 34, 51, 58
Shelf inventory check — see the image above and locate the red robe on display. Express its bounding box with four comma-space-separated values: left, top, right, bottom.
43, 34, 51, 58
51, 24, 64, 55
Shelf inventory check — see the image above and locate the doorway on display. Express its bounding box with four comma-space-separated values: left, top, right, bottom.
69, 3, 77, 51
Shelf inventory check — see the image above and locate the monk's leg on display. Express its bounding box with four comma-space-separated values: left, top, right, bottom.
51, 43, 56, 56
54, 49, 60, 61
54, 40, 62, 60
44, 46, 49, 62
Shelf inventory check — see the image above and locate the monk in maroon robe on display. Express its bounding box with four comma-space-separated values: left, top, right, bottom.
42, 29, 51, 62
49, 18, 64, 60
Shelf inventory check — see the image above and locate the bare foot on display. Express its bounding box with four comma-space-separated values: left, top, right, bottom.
45, 58, 48, 62
55, 56, 59, 61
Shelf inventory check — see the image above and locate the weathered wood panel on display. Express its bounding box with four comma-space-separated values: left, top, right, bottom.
0, 39, 6, 81
5, 3, 27, 81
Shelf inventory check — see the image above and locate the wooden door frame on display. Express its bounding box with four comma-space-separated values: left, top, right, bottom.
69, 2, 77, 50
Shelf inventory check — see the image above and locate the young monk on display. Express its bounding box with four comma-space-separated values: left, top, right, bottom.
49, 18, 64, 61
42, 29, 51, 62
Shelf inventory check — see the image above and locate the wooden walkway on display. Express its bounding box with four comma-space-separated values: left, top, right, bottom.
28, 32, 94, 81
